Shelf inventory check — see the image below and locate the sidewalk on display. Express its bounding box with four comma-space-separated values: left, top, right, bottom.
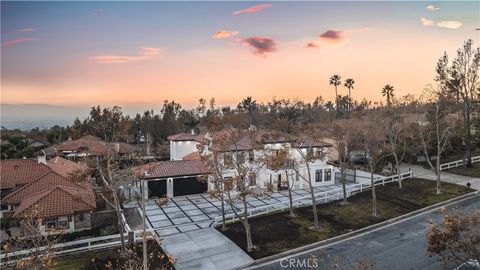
400, 163, 480, 190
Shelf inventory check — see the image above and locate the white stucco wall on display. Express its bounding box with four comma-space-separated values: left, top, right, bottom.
170, 140, 199, 160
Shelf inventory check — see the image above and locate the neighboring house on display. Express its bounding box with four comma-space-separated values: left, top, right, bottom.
44, 135, 138, 160
133, 129, 337, 198
0, 157, 96, 234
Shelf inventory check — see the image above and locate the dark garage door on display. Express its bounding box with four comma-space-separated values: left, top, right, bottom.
148, 180, 167, 198
174, 177, 207, 196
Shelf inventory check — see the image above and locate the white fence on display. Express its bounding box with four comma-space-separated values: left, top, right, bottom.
0, 229, 155, 265
440, 155, 480, 171
214, 171, 413, 225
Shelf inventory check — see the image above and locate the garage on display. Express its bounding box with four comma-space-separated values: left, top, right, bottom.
148, 180, 167, 198
173, 177, 208, 196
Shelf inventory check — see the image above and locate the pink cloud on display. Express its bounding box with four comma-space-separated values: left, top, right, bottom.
1, 38, 35, 47
17, 28, 35, 32
317, 28, 372, 46
233, 4, 272, 15
213, 30, 239, 39
241, 36, 276, 56
90, 46, 162, 64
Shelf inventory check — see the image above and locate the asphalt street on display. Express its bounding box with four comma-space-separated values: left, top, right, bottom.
248, 193, 480, 270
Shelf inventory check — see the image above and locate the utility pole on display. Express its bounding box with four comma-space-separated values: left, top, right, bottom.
142, 177, 147, 270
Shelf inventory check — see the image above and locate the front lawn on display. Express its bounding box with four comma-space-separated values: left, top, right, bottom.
219, 178, 472, 259
445, 163, 480, 177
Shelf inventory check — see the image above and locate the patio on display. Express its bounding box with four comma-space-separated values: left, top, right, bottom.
140, 182, 365, 237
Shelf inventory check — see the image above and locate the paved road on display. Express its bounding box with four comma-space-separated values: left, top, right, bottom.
400, 163, 480, 190
248, 194, 480, 270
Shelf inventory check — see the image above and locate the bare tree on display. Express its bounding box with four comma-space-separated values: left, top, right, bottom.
291, 128, 329, 230
352, 116, 389, 217
417, 95, 453, 195
382, 110, 407, 188
2, 205, 61, 269
201, 128, 267, 252
332, 120, 353, 204
265, 142, 296, 217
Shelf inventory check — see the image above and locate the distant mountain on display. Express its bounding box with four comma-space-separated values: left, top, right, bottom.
1, 104, 89, 130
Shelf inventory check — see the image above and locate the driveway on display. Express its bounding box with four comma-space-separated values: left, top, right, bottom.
248, 193, 480, 270
400, 163, 480, 190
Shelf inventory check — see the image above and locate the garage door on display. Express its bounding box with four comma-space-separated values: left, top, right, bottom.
173, 177, 208, 196
148, 180, 167, 198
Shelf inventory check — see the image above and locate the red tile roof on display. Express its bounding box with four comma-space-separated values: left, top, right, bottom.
183, 152, 201, 161
167, 133, 205, 143
0, 159, 52, 190
14, 185, 96, 218
46, 156, 87, 178
2, 171, 89, 205
132, 160, 208, 179
50, 135, 137, 156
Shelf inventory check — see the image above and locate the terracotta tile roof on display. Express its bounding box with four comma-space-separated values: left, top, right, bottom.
46, 156, 87, 178
0, 159, 52, 189
167, 133, 205, 143
52, 136, 138, 156
2, 171, 90, 205
183, 152, 201, 161
293, 138, 332, 148
14, 185, 96, 218
132, 160, 208, 179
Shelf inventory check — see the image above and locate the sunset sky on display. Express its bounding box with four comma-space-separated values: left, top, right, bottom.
1, 1, 479, 108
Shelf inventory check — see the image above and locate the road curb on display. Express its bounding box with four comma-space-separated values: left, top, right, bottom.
240, 190, 479, 269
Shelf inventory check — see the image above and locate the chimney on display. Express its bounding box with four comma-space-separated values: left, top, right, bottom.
114, 143, 120, 153
37, 155, 47, 164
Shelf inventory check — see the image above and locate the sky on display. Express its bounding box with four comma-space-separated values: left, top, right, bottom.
1, 1, 479, 109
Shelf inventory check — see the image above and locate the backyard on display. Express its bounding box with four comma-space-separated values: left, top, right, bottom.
219, 178, 473, 259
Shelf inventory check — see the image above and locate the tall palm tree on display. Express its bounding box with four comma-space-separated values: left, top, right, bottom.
382, 84, 395, 107
329, 74, 342, 110
344, 78, 355, 110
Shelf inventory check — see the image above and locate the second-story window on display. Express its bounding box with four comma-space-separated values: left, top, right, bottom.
315, 170, 323, 182
325, 168, 332, 181
248, 150, 254, 162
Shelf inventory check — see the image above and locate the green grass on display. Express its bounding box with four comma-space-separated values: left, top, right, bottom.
219, 178, 473, 259
445, 163, 480, 177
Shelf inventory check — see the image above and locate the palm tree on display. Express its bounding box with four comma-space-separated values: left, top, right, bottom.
344, 78, 355, 110
382, 84, 395, 107
325, 101, 335, 112
329, 74, 342, 111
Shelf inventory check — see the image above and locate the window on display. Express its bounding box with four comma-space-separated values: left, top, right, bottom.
46, 218, 56, 229
325, 169, 332, 181
57, 217, 69, 229
236, 152, 245, 164
315, 170, 323, 182
295, 171, 300, 182
249, 173, 256, 186
224, 177, 233, 191
224, 153, 233, 166
248, 150, 255, 162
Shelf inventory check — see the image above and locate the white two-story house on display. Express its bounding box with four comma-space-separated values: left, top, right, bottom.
133, 128, 338, 198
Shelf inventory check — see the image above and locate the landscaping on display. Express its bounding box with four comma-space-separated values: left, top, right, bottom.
53, 240, 174, 270
445, 163, 480, 178
219, 178, 473, 259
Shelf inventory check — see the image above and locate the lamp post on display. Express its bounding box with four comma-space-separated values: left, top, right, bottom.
142, 173, 148, 270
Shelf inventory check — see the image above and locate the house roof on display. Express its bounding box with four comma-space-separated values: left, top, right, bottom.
46, 156, 87, 178
49, 135, 138, 156
14, 185, 96, 218
183, 152, 201, 161
0, 159, 52, 189
167, 133, 205, 143
2, 170, 90, 205
132, 160, 208, 179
